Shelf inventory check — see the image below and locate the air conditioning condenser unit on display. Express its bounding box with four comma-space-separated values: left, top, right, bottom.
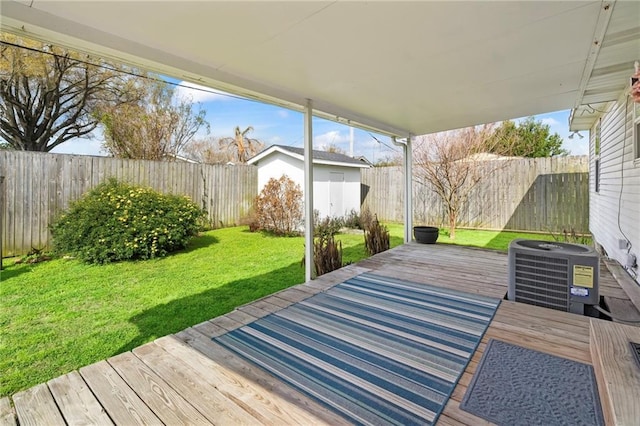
508, 239, 599, 315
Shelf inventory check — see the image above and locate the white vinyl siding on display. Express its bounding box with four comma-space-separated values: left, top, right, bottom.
589, 92, 640, 284
634, 101, 640, 162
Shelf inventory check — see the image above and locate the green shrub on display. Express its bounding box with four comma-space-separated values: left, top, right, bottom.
343, 209, 360, 229
314, 210, 344, 238
50, 179, 205, 264
344, 207, 374, 230
255, 175, 303, 236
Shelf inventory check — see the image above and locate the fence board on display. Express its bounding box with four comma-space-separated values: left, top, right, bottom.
1, 151, 257, 256
362, 156, 589, 234
2, 151, 587, 256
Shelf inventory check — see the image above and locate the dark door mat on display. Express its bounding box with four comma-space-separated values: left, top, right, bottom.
460, 339, 604, 426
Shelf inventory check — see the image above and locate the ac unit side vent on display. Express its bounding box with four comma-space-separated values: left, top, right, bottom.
514, 259, 569, 273
515, 254, 569, 267
512, 252, 570, 311
514, 294, 568, 311
515, 269, 568, 283
513, 284, 567, 298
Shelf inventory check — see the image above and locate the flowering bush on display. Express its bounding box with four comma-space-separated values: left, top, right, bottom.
254, 175, 303, 236
51, 178, 205, 264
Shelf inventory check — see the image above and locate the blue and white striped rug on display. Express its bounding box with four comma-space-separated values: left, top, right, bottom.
215, 273, 501, 425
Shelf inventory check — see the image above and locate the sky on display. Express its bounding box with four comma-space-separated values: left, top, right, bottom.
51, 80, 589, 161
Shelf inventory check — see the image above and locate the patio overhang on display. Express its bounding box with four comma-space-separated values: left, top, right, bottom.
2, 0, 638, 279
568, 1, 640, 131
4, 1, 637, 137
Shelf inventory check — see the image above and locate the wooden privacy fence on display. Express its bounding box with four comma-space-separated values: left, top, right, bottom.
0, 151, 257, 256
362, 156, 589, 234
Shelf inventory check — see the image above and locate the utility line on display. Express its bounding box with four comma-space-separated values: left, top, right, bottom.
0, 40, 257, 104
368, 132, 399, 152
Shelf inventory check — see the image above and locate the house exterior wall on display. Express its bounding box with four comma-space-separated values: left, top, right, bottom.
255, 152, 362, 219
589, 92, 640, 284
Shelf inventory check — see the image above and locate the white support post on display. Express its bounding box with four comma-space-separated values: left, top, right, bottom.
405, 135, 413, 243
304, 99, 314, 282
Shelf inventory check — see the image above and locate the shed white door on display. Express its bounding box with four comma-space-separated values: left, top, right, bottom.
329, 172, 344, 217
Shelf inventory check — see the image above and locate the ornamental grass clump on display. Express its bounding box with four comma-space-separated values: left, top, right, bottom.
364, 215, 390, 256
50, 178, 205, 264
313, 234, 343, 277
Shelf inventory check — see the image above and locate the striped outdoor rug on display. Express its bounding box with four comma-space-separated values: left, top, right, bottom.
215, 273, 501, 425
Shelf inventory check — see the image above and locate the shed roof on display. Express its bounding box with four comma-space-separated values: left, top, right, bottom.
247, 145, 370, 168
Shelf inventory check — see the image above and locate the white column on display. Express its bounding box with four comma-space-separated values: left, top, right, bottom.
405, 135, 413, 243
304, 99, 314, 281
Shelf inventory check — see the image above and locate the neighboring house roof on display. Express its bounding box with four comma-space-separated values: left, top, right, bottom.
354, 155, 374, 167
166, 153, 199, 163
247, 145, 371, 168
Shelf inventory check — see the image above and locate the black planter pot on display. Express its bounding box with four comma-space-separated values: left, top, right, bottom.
413, 226, 439, 244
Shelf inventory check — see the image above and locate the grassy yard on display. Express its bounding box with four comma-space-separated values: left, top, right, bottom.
0, 224, 579, 397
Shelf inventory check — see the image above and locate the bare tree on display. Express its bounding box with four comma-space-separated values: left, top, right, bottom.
0, 33, 140, 151
99, 79, 208, 160
413, 124, 510, 240
219, 126, 263, 163
183, 136, 232, 164
322, 143, 347, 154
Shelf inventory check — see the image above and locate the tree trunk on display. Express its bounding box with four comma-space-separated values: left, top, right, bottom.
449, 211, 457, 240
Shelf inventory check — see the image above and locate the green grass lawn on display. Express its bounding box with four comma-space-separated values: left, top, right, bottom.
432, 227, 591, 251
0, 225, 402, 397
0, 224, 583, 397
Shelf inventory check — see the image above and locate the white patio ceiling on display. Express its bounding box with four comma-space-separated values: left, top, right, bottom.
1, 0, 638, 136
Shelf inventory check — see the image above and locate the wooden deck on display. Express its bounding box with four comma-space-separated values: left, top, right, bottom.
2, 243, 639, 425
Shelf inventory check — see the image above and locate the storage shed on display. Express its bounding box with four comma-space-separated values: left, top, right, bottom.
247, 145, 370, 219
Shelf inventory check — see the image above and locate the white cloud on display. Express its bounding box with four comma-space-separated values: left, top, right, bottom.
562, 132, 589, 155
276, 109, 289, 119
313, 130, 349, 150
175, 81, 229, 103
540, 117, 560, 127
267, 136, 283, 145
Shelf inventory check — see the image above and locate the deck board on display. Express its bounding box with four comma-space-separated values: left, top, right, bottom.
107, 352, 212, 425
132, 342, 260, 424
47, 371, 113, 425
590, 320, 640, 425
0, 397, 16, 426
5, 242, 639, 426
12, 384, 65, 426
80, 360, 163, 425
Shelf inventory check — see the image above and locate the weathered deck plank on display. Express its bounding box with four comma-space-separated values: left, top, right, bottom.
107, 352, 212, 425
47, 371, 113, 425
590, 319, 640, 426
0, 397, 16, 426
12, 384, 65, 426
132, 342, 260, 424
5, 243, 638, 426
79, 360, 163, 425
